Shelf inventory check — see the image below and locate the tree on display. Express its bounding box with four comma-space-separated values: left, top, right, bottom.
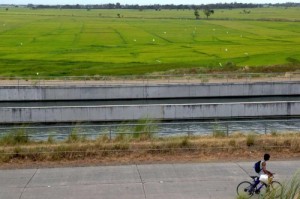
203, 9, 214, 19
194, 9, 200, 20
116, 3, 121, 9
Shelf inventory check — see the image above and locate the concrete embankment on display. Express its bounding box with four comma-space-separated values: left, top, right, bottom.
0, 81, 300, 123
1, 101, 299, 123
1, 82, 300, 101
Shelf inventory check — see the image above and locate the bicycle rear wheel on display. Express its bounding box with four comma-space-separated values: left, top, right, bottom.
259, 181, 283, 198
237, 181, 254, 198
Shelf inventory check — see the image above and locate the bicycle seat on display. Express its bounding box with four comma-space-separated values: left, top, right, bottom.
250, 176, 259, 180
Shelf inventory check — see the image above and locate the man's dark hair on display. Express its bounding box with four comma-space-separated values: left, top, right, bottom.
264, 153, 270, 161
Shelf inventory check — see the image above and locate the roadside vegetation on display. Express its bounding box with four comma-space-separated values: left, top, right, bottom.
0, 128, 299, 167
0, 7, 299, 76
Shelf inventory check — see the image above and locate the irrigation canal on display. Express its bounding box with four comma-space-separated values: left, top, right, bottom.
1, 96, 300, 107
0, 119, 299, 141
1, 96, 300, 140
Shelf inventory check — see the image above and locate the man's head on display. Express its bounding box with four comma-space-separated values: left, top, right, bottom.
264, 153, 270, 161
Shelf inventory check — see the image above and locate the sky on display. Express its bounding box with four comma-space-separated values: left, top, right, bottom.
1, 0, 299, 5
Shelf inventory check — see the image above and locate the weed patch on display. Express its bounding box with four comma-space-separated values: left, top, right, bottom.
0, 129, 30, 145
246, 133, 256, 146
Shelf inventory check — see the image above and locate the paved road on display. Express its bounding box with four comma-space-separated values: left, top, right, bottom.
0, 160, 299, 199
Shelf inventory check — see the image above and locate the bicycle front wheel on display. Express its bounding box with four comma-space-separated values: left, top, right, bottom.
237, 181, 254, 198
259, 181, 283, 198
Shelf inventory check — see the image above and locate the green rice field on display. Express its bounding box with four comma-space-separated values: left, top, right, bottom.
0, 7, 299, 76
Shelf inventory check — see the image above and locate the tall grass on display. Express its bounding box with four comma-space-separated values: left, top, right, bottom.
66, 125, 86, 143
282, 170, 300, 199
0, 128, 30, 145
133, 118, 157, 140
0, 132, 299, 163
212, 123, 227, 138
246, 133, 256, 146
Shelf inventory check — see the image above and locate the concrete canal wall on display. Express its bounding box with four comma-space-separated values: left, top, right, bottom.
1, 101, 299, 123
1, 82, 300, 101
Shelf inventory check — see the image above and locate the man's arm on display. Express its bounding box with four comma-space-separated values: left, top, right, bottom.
262, 162, 273, 177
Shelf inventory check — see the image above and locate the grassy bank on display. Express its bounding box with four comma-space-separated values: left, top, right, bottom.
0, 131, 299, 168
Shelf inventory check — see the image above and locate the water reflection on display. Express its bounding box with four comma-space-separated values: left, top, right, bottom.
0, 119, 299, 141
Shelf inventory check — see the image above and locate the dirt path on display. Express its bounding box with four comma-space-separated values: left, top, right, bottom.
0, 74, 299, 86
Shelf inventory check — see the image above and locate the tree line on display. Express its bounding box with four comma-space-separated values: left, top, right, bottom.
20, 2, 300, 10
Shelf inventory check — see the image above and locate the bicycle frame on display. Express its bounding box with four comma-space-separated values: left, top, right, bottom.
255, 180, 266, 192
252, 175, 274, 191
237, 174, 282, 198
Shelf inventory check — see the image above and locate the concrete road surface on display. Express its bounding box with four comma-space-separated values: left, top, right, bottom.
0, 160, 299, 199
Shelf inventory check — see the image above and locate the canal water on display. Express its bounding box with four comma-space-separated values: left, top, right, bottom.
1, 96, 300, 107
0, 118, 299, 141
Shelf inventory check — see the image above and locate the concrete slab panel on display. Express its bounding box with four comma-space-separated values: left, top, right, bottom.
145, 180, 237, 199
0, 169, 37, 187
22, 183, 144, 199
0, 187, 23, 199
137, 163, 249, 183
28, 165, 141, 187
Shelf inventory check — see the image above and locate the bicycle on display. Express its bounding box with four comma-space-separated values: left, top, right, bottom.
236, 175, 283, 198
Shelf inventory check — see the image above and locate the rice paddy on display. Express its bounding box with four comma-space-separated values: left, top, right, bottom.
0, 7, 299, 76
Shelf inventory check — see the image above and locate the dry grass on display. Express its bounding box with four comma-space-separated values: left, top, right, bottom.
0, 133, 299, 169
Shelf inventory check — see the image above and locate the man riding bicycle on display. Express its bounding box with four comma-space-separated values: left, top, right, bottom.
254, 153, 274, 187
237, 153, 282, 197
259, 153, 273, 177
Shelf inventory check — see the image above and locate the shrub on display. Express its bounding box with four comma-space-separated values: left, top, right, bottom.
0, 129, 30, 145
0, 150, 12, 163
223, 62, 239, 71
97, 134, 110, 143
229, 139, 236, 147
291, 139, 300, 152
112, 143, 129, 150
246, 133, 256, 146
114, 133, 127, 142
180, 136, 191, 147
213, 130, 226, 138
66, 131, 80, 143
270, 130, 279, 136
212, 123, 227, 138
47, 135, 55, 144
66, 127, 86, 143
133, 118, 157, 140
